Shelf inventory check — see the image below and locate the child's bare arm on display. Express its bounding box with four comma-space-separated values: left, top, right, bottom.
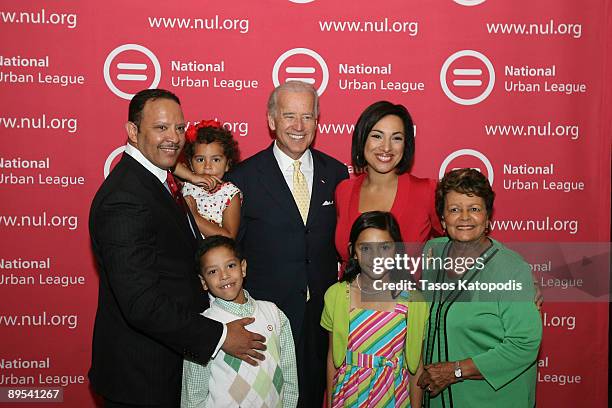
174, 162, 221, 190
184, 195, 238, 238
174, 162, 192, 181
409, 357, 424, 408
220, 195, 241, 238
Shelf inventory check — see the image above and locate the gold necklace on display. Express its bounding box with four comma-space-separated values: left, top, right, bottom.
355, 274, 378, 295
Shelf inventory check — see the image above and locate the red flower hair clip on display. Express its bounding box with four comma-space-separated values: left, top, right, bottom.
185, 119, 223, 143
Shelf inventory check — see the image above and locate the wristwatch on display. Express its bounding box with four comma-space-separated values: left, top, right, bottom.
454, 361, 463, 381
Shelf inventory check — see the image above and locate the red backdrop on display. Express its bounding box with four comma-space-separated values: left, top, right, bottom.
0, 0, 610, 406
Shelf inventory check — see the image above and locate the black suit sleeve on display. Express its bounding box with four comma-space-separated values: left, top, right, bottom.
338, 163, 349, 184
93, 190, 223, 364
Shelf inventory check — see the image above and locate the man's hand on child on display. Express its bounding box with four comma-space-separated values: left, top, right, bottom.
222, 317, 267, 366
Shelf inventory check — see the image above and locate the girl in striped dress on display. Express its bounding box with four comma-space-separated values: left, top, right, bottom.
322, 211, 428, 408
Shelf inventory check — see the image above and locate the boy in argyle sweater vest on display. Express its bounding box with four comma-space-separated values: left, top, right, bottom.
181, 236, 298, 408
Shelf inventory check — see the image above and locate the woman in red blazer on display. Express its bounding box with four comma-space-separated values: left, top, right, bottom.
335, 101, 443, 272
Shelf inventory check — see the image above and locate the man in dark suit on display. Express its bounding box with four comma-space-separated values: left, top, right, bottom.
89, 89, 265, 407
227, 81, 349, 407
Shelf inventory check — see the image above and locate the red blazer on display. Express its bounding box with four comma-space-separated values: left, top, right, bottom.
334, 172, 443, 266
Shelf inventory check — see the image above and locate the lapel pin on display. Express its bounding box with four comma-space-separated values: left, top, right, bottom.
321, 179, 326, 184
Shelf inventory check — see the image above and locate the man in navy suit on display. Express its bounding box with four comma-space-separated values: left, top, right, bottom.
89, 89, 265, 407
228, 81, 349, 407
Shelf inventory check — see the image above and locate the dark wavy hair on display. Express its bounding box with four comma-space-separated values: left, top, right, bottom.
435, 168, 495, 219
196, 235, 242, 275
341, 211, 403, 283
351, 101, 415, 174
183, 126, 240, 170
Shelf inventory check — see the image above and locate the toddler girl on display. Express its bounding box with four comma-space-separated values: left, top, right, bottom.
181, 120, 241, 238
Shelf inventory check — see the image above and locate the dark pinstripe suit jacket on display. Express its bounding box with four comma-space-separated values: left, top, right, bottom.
88, 153, 223, 406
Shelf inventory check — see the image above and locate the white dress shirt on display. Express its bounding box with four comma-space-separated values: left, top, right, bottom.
124, 143, 168, 183
272, 141, 314, 196
123, 143, 227, 356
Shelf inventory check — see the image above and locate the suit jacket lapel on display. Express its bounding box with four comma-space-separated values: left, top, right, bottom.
256, 145, 304, 227
125, 155, 197, 246
306, 150, 328, 227
154, 184, 197, 246
185, 204, 202, 243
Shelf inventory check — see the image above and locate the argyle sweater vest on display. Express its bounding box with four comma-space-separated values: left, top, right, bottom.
204, 300, 284, 407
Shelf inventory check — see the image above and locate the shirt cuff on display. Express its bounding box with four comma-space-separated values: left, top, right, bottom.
212, 323, 227, 358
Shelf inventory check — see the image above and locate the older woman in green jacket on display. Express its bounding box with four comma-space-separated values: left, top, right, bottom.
417, 169, 542, 408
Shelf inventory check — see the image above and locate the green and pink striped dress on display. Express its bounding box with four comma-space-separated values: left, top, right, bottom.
331, 304, 410, 408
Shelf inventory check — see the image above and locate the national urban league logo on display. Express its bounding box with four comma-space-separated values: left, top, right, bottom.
103, 44, 161, 100
453, 0, 487, 6
439, 149, 494, 186
440, 50, 495, 105
104, 146, 126, 178
272, 48, 329, 96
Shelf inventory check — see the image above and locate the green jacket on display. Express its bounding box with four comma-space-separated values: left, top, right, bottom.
321, 281, 428, 374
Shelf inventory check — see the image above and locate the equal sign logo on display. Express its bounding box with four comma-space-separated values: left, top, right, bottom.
103, 44, 161, 100
272, 47, 329, 96
439, 148, 494, 186
116, 62, 148, 82
440, 50, 495, 106
285, 66, 316, 85
453, 68, 483, 87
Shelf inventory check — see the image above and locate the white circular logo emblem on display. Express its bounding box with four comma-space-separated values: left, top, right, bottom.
453, 0, 486, 6
272, 48, 329, 96
103, 44, 161, 100
439, 149, 494, 186
104, 146, 126, 178
440, 50, 495, 105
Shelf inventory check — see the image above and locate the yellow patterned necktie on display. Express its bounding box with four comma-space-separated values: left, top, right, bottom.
292, 160, 310, 225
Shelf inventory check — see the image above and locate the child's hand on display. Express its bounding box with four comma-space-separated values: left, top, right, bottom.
190, 174, 223, 191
